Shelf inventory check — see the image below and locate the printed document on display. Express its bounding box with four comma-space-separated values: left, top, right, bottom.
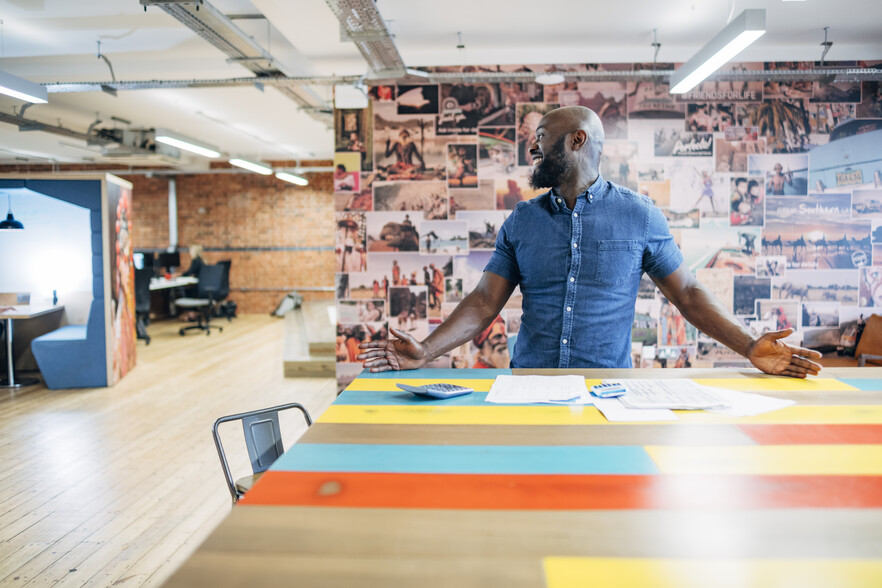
486, 375, 588, 404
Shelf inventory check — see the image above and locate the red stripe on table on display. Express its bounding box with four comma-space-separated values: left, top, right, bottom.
240, 472, 882, 509
739, 424, 882, 445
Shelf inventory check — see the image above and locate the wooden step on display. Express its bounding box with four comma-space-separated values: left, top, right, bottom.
283, 304, 337, 378
302, 300, 335, 355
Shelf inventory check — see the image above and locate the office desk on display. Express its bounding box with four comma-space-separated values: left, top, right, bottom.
165, 368, 882, 587
149, 276, 198, 291
1, 305, 63, 388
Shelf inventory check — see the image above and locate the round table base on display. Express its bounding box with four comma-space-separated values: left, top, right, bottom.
0, 376, 41, 389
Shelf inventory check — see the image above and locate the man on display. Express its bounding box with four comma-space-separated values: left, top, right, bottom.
359, 106, 822, 379
766, 163, 793, 195
385, 129, 425, 174
472, 316, 509, 369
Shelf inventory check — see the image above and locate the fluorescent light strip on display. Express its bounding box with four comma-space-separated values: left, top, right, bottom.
275, 172, 309, 186
229, 158, 273, 175
670, 9, 766, 95
155, 135, 221, 159
0, 70, 48, 104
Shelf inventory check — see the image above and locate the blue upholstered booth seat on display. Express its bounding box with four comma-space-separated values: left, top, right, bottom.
31, 299, 107, 389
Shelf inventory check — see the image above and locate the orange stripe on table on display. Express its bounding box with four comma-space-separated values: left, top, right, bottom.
240, 471, 882, 510
739, 424, 882, 445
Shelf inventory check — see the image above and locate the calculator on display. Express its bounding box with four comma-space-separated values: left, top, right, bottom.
396, 382, 475, 399
590, 382, 627, 398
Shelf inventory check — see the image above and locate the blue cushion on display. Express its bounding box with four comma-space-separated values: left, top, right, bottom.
31, 300, 107, 389
33, 325, 87, 342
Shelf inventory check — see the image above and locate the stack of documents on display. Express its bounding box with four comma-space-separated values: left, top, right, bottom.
486, 375, 589, 404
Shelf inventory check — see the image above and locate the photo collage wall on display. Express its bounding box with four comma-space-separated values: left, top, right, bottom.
334, 60, 882, 389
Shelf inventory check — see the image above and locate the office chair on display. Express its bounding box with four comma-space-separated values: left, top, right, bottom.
213, 259, 235, 321
212, 402, 313, 503
176, 264, 225, 336
134, 267, 153, 344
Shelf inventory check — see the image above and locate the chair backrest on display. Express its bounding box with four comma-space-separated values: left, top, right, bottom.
196, 264, 225, 299
217, 260, 231, 301
211, 402, 313, 503
134, 267, 153, 313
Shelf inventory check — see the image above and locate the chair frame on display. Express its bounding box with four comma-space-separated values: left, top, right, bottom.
211, 402, 313, 503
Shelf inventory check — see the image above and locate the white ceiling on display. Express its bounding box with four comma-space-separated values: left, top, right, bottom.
0, 0, 880, 167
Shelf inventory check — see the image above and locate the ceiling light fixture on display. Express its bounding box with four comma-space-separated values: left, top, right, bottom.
535, 73, 566, 85
275, 172, 309, 186
155, 128, 221, 158
229, 158, 273, 175
669, 9, 766, 95
0, 193, 24, 230
0, 70, 48, 104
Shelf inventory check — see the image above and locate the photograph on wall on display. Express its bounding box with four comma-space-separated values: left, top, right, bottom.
557, 82, 628, 138
673, 62, 764, 102
859, 266, 882, 306
729, 176, 765, 227
337, 322, 388, 363
626, 82, 685, 119
637, 179, 671, 208
637, 163, 665, 182
334, 106, 373, 171
667, 159, 725, 218
747, 153, 809, 196
810, 80, 862, 103
450, 180, 495, 214
454, 250, 493, 292
806, 102, 856, 135
388, 285, 429, 340
600, 140, 638, 190
658, 296, 697, 346
419, 219, 468, 255
654, 129, 713, 157
715, 137, 766, 173
373, 101, 445, 181
333, 152, 361, 193
373, 180, 448, 219
764, 194, 870, 269
540, 63, 591, 103
337, 299, 387, 324
772, 269, 859, 305
685, 103, 733, 132
368, 252, 453, 289
747, 99, 812, 153
468, 315, 510, 369
495, 174, 545, 210
397, 84, 440, 115
632, 298, 660, 346
856, 82, 882, 118
695, 268, 734, 313
724, 126, 759, 141
447, 144, 479, 188
336, 212, 367, 272
515, 103, 559, 166
365, 210, 423, 252
756, 255, 786, 277
801, 301, 840, 328
755, 299, 799, 331
445, 277, 463, 303
335, 171, 375, 211
436, 83, 504, 135
455, 209, 510, 250
852, 189, 882, 218
680, 218, 759, 275
662, 208, 700, 230
336, 272, 351, 299
733, 275, 772, 315
346, 272, 389, 300
478, 126, 516, 177
369, 85, 395, 101
763, 62, 814, 100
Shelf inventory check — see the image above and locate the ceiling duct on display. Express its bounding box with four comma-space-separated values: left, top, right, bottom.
141, 0, 332, 123
324, 0, 406, 78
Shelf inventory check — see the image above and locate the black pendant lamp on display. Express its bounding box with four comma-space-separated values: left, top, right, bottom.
0, 193, 23, 230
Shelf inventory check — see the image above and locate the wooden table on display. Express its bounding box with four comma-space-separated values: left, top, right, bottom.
0, 305, 63, 388
165, 368, 882, 587
149, 276, 198, 291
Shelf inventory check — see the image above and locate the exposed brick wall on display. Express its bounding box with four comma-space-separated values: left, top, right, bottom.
130, 175, 170, 248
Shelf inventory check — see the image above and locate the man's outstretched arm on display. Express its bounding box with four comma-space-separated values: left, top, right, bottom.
357, 271, 516, 372
653, 263, 822, 378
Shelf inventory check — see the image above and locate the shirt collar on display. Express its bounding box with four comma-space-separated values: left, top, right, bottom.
549, 174, 606, 212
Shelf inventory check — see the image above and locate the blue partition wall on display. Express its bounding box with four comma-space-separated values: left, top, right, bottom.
0, 178, 107, 388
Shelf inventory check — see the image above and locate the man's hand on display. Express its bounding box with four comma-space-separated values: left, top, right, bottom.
357, 327, 428, 372
747, 328, 822, 378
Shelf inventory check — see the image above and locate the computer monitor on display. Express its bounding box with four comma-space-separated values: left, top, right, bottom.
133, 250, 155, 271
157, 251, 181, 272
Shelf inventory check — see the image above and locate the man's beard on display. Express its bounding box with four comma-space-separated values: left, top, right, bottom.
529, 135, 570, 190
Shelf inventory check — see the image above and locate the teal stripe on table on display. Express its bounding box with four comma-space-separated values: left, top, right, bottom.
271, 444, 659, 475
336, 390, 499, 406
356, 368, 511, 379
839, 378, 882, 392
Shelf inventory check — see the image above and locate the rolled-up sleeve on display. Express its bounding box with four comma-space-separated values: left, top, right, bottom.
642, 204, 683, 279
484, 209, 520, 284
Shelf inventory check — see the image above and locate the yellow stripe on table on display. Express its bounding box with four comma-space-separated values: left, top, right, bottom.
319, 405, 882, 426
693, 378, 859, 392
645, 445, 882, 475
346, 378, 498, 392
544, 557, 882, 588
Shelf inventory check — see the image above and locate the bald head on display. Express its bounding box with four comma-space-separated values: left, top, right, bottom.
542, 106, 605, 152
528, 106, 605, 193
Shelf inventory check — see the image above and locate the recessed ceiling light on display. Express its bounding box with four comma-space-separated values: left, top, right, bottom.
535, 73, 566, 85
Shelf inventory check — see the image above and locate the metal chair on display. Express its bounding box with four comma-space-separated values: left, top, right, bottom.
212, 402, 313, 503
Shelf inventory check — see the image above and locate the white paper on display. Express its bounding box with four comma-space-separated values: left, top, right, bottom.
703, 386, 795, 417
486, 375, 588, 404
608, 378, 731, 410
592, 397, 678, 422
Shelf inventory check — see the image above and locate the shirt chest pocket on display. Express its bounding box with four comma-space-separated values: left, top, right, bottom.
595, 240, 641, 286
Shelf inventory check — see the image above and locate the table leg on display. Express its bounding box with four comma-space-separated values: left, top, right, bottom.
1, 317, 40, 389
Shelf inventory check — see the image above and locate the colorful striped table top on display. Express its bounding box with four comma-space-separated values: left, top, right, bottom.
167, 367, 882, 588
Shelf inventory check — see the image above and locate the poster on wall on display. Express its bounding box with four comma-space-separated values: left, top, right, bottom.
107, 179, 136, 385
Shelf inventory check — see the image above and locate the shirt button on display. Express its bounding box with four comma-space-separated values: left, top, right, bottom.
573, 212, 578, 217
562, 339, 568, 344
573, 243, 577, 248
556, 198, 561, 203
570, 277, 575, 282
567, 306, 572, 311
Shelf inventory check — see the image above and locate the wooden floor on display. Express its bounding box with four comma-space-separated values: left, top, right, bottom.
0, 315, 336, 587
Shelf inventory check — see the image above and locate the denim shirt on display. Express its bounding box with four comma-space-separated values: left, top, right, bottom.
484, 175, 683, 368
